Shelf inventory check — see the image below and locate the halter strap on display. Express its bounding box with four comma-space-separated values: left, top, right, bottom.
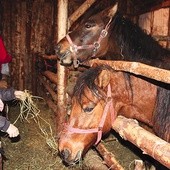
65, 84, 115, 145
66, 18, 112, 68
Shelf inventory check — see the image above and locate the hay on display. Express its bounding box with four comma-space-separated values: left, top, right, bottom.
13, 90, 58, 152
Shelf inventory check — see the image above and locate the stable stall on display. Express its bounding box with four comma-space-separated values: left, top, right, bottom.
0, 0, 169, 169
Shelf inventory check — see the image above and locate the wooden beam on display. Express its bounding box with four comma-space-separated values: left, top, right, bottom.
96, 143, 124, 170
42, 54, 58, 60
45, 97, 58, 113
42, 71, 58, 85
89, 59, 170, 83
112, 116, 170, 169
69, 0, 97, 27
38, 75, 57, 101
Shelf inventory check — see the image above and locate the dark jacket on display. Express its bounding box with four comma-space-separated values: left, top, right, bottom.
0, 87, 15, 101
0, 87, 16, 131
0, 116, 10, 131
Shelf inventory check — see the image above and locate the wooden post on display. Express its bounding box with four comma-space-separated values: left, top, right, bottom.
55, 0, 97, 133
56, 0, 68, 133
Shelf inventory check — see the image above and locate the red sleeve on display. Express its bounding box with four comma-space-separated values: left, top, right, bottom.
0, 37, 12, 64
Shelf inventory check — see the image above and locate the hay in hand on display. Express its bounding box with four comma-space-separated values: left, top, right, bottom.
13, 90, 42, 123
13, 90, 58, 151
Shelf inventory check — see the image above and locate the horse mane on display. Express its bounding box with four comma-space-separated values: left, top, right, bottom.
153, 85, 170, 141
73, 65, 113, 101
110, 12, 170, 69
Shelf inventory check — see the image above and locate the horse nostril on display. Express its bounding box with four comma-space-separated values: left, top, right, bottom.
60, 149, 71, 160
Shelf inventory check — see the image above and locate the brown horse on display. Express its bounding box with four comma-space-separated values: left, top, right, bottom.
55, 3, 170, 69
58, 65, 170, 165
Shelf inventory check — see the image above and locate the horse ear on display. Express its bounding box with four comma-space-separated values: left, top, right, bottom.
107, 3, 118, 19
95, 69, 111, 89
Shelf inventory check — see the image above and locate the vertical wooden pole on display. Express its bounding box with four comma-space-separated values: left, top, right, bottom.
56, 0, 68, 133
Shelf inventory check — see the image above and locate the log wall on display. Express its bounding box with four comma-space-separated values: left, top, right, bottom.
138, 7, 170, 48
0, 0, 170, 169
1, 0, 57, 93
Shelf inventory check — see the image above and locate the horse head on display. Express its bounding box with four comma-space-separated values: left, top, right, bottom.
58, 67, 114, 165
55, 4, 118, 68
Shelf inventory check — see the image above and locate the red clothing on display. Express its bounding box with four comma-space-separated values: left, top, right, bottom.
0, 37, 12, 65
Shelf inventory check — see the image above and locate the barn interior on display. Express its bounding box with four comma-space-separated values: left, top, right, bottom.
0, 0, 169, 169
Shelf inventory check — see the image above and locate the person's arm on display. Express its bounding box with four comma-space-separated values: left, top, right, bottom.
0, 88, 26, 101
0, 37, 12, 64
0, 87, 15, 101
0, 115, 10, 132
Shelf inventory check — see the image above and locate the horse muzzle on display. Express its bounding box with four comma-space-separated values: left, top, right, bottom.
55, 44, 73, 65
58, 132, 85, 166
59, 148, 82, 166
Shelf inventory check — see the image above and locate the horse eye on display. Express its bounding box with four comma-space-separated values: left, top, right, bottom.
83, 107, 94, 113
85, 23, 92, 29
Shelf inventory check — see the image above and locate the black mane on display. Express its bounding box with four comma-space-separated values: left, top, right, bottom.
73, 65, 112, 101
154, 86, 170, 141
110, 12, 170, 69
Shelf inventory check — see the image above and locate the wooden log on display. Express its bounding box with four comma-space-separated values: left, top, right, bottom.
38, 78, 58, 113
69, 0, 97, 27
89, 59, 170, 84
44, 97, 58, 113
42, 54, 58, 60
56, 0, 68, 133
38, 75, 57, 101
83, 149, 109, 170
96, 143, 124, 170
42, 71, 57, 85
112, 116, 170, 169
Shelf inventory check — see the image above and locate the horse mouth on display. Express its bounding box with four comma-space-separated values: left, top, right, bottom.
62, 150, 82, 166
55, 48, 72, 63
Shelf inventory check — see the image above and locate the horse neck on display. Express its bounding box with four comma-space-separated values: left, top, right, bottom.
109, 71, 131, 111
108, 12, 170, 69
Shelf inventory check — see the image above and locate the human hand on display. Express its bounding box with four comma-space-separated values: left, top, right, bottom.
14, 91, 26, 101
0, 80, 7, 88
6, 124, 19, 138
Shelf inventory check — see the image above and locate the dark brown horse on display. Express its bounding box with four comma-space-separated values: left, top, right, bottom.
58, 65, 170, 166
55, 3, 170, 69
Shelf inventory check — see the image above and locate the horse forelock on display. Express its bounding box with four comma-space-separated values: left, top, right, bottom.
73, 65, 111, 104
